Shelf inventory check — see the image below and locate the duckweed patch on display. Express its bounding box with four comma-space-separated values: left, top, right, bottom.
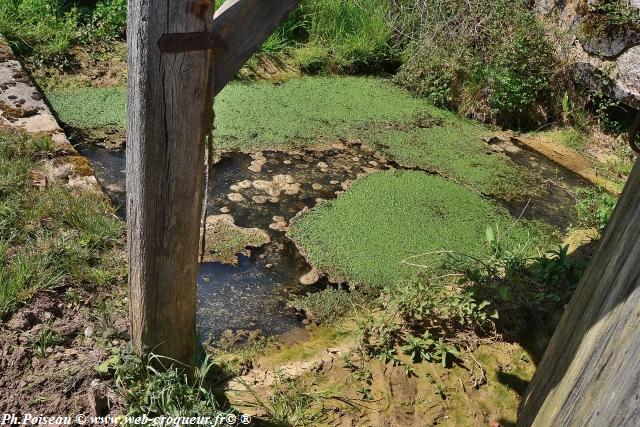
289, 170, 553, 288
45, 86, 126, 128
45, 77, 447, 148
360, 117, 531, 195
213, 77, 445, 150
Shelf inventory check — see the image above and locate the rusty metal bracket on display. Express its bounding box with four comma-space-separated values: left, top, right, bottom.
158, 32, 225, 53
631, 110, 640, 156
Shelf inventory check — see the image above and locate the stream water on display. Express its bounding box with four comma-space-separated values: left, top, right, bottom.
80, 142, 393, 337
78, 136, 590, 339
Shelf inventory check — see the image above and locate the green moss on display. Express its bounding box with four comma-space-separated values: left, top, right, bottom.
289, 171, 551, 288
45, 77, 443, 147
45, 77, 536, 197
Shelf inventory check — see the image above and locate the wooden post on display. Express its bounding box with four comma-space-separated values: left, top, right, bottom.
518, 161, 640, 425
126, 0, 216, 365
127, 0, 299, 366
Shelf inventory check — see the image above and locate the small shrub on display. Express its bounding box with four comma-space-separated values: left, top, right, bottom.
393, 0, 556, 128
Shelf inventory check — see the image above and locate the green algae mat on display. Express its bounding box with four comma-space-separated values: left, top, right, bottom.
288, 170, 552, 288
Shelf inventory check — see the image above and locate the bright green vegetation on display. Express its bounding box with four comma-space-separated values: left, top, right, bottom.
393, 0, 555, 128
45, 77, 435, 138
0, 130, 123, 319
0, 0, 126, 59
45, 86, 126, 128
45, 77, 532, 196
214, 77, 446, 149
289, 170, 554, 289
361, 116, 530, 195
113, 352, 229, 416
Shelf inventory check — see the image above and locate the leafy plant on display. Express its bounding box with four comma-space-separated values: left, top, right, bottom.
241, 373, 333, 427
115, 352, 227, 416
575, 187, 618, 230
401, 331, 435, 363
26, 322, 62, 357
432, 338, 460, 368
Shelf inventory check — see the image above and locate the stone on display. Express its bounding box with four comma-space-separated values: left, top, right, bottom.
269, 216, 288, 232
311, 183, 323, 190
252, 195, 268, 204
227, 193, 245, 202
252, 175, 301, 197
220, 206, 230, 213
237, 180, 252, 189
299, 268, 321, 285
84, 326, 94, 337
317, 161, 329, 170
203, 214, 270, 264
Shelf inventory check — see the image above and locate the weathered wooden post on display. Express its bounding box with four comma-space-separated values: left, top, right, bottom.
127, 0, 299, 366
518, 119, 640, 425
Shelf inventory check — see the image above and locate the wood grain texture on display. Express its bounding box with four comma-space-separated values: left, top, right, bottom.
518, 161, 640, 426
126, 0, 215, 365
211, 0, 301, 95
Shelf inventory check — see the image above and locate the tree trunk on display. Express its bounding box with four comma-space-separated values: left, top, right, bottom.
518, 160, 640, 426
126, 0, 215, 365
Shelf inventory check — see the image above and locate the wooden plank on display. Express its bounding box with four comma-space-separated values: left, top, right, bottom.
211, 0, 301, 95
518, 160, 640, 426
126, 0, 215, 365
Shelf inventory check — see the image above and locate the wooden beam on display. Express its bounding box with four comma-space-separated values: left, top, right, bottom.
126, 0, 215, 365
211, 0, 301, 95
518, 160, 640, 425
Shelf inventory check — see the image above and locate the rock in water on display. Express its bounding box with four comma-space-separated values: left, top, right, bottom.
299, 268, 320, 286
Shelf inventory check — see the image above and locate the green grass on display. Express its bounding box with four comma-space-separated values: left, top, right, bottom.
288, 170, 553, 289
0, 129, 123, 319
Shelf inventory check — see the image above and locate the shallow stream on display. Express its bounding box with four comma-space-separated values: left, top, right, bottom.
78, 136, 589, 339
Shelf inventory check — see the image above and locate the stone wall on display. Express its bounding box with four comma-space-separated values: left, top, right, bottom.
535, 0, 640, 109
0, 39, 99, 192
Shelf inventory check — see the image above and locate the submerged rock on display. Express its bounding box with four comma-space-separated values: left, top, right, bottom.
203, 214, 270, 265
227, 192, 245, 202
252, 174, 301, 197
